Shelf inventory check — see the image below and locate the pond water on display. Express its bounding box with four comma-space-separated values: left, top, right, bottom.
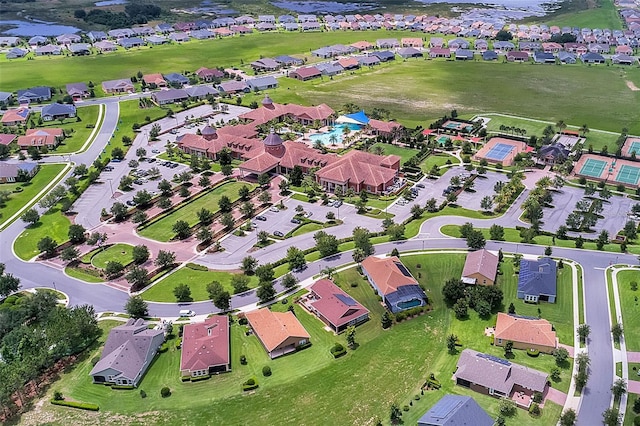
415, 0, 555, 12
0, 19, 81, 36
309, 123, 361, 145
183, 0, 237, 15
95, 0, 127, 6
271, 1, 378, 13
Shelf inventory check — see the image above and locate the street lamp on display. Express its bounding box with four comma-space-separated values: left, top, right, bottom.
107, 178, 114, 198
52, 281, 57, 291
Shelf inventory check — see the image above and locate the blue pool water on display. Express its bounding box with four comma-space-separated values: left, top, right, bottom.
397, 299, 422, 310
309, 123, 361, 145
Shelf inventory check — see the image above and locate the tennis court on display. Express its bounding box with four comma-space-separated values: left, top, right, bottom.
629, 141, 640, 156
484, 143, 514, 161
442, 120, 473, 132
616, 164, 640, 185
579, 158, 607, 178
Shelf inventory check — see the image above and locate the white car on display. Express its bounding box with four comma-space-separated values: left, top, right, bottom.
179, 309, 196, 317
269, 206, 279, 212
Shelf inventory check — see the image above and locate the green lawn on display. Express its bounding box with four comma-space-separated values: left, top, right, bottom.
421, 152, 460, 173
616, 270, 640, 352
629, 363, 640, 382
90, 244, 135, 269
138, 181, 252, 242
0, 163, 67, 230
40, 253, 564, 424
141, 266, 260, 302
13, 208, 71, 260
290, 222, 324, 238
625, 395, 640, 426
544, 0, 623, 30
38, 104, 101, 154
370, 143, 419, 166
65, 265, 104, 283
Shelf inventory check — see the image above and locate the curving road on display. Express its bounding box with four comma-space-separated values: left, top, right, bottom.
0, 98, 625, 423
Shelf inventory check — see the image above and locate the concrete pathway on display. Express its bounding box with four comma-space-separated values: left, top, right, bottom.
546, 387, 568, 406
628, 352, 640, 363
559, 343, 575, 358
610, 267, 632, 422
629, 380, 640, 395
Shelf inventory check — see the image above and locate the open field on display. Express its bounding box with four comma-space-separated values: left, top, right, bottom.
141, 266, 260, 302
370, 142, 419, 165
34, 252, 564, 424
13, 207, 71, 260
138, 181, 252, 242
91, 243, 134, 269
0, 163, 66, 229
617, 269, 640, 352
543, 0, 623, 30
421, 152, 460, 173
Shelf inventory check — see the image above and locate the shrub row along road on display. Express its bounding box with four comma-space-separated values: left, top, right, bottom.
0, 97, 619, 424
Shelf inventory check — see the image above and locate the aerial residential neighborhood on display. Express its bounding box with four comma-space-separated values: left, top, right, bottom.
0, 0, 639, 425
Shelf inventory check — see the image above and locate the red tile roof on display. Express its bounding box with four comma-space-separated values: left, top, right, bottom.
195, 67, 224, 78
245, 308, 310, 352
309, 279, 369, 329
368, 119, 401, 135
239, 100, 334, 126
1, 107, 30, 124
143, 73, 166, 85
316, 150, 398, 188
0, 134, 16, 145
494, 313, 557, 349
351, 40, 373, 50
361, 256, 418, 296
180, 316, 230, 372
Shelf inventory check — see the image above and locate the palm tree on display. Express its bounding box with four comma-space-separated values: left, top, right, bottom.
329, 133, 338, 146
579, 124, 589, 137
373, 145, 385, 156
555, 120, 567, 133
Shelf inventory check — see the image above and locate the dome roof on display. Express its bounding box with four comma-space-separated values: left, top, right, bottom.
263, 130, 283, 146
201, 125, 216, 136
261, 95, 273, 105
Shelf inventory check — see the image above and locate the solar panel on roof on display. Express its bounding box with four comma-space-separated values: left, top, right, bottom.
335, 293, 357, 306
477, 352, 511, 366
393, 261, 413, 277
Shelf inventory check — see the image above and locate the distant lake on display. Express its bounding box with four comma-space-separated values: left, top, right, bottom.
0, 19, 81, 37
95, 0, 127, 6
271, 1, 378, 13
415, 0, 554, 10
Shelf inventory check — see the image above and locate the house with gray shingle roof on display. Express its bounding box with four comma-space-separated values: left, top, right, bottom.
185, 85, 219, 99
6, 48, 27, 59
35, 44, 62, 56
28, 36, 47, 46
119, 37, 144, 49
247, 76, 278, 91
517, 257, 557, 303
152, 89, 189, 105
0, 161, 39, 183
90, 318, 164, 387
462, 249, 498, 286
88, 31, 107, 42
164, 73, 189, 87
68, 43, 91, 55
66, 82, 89, 100
418, 395, 494, 426
41, 103, 76, 121
17, 86, 51, 104
0, 36, 21, 47
0, 92, 13, 106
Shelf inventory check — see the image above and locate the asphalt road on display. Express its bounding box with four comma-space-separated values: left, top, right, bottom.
0, 98, 625, 423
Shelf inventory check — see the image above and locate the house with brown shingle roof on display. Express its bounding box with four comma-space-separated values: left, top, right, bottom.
361, 256, 427, 313
454, 348, 548, 408
142, 73, 167, 88
493, 313, 558, 354
90, 318, 165, 386
244, 308, 310, 359
304, 279, 369, 333
461, 249, 498, 286
180, 316, 230, 378
289, 66, 322, 81
196, 67, 224, 82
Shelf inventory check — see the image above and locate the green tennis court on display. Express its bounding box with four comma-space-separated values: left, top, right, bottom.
579, 158, 607, 178
616, 164, 640, 185
629, 141, 640, 155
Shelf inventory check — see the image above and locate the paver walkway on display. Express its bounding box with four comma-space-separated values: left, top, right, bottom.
628, 352, 640, 363
629, 380, 640, 395
559, 343, 575, 358
545, 387, 568, 406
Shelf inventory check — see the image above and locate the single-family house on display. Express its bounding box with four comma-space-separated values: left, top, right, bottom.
283, 23, 299, 31
461, 249, 499, 286
304, 279, 370, 333
146, 35, 168, 45
256, 22, 277, 31
0, 134, 15, 146
517, 257, 557, 303
195, 67, 224, 82
371, 50, 395, 61
301, 22, 321, 31
247, 76, 278, 91
155, 23, 175, 33
454, 348, 548, 408
185, 85, 219, 99
482, 50, 499, 61
17, 86, 51, 104
56, 33, 81, 44
289, 66, 322, 81
612, 54, 634, 65
90, 318, 165, 387
0, 161, 39, 184
169, 32, 190, 43
493, 313, 558, 354
361, 256, 427, 313
95, 41, 117, 52
315, 62, 344, 76
108, 28, 135, 39
351, 40, 374, 51
66, 82, 89, 100
0, 92, 12, 107
558, 51, 577, 64
337, 57, 360, 70
68, 43, 90, 55
6, 48, 27, 59
507, 51, 530, 62
35, 44, 62, 56
17, 128, 63, 150
581, 52, 606, 63
217, 80, 250, 94
180, 316, 230, 378
533, 51, 556, 63
143, 73, 167, 88
401, 37, 423, 48
259, 15, 276, 23
191, 29, 213, 40
274, 55, 304, 66
102, 79, 135, 94
357, 55, 380, 66
448, 38, 469, 49
429, 48, 451, 58
119, 37, 145, 49
398, 47, 423, 58
429, 37, 444, 48
377, 38, 399, 49
152, 89, 189, 105
28, 36, 47, 46
1, 107, 30, 126
0, 36, 21, 47
164, 73, 189, 87
493, 41, 515, 52
474, 39, 489, 51
41, 103, 76, 121
88, 31, 107, 42
417, 395, 494, 426
455, 49, 474, 60
251, 58, 281, 72
244, 308, 310, 359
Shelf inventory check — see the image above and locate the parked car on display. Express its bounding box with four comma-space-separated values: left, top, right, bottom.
416, 183, 425, 188
147, 158, 156, 163
133, 179, 143, 185
111, 158, 122, 163
179, 309, 196, 317
303, 212, 313, 218
334, 200, 342, 208
152, 149, 160, 154
327, 200, 335, 207
269, 206, 279, 212
291, 218, 301, 224
126, 200, 136, 206
273, 231, 284, 237
256, 215, 267, 221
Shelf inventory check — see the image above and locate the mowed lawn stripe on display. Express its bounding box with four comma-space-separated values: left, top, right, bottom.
137, 181, 251, 242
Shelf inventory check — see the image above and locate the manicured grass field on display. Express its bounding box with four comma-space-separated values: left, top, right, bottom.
90, 243, 134, 269
138, 181, 252, 242
544, 0, 623, 30
421, 152, 460, 173
0, 163, 67, 229
141, 266, 259, 302
290, 222, 323, 237
31, 104, 101, 154
40, 253, 565, 424
616, 270, 640, 352
370, 142, 419, 165
13, 208, 71, 260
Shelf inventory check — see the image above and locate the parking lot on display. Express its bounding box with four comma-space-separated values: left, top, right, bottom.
540, 186, 635, 237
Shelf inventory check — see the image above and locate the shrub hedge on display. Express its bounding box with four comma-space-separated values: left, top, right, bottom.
331, 343, 347, 359
242, 377, 259, 391
190, 375, 210, 382
51, 399, 99, 411
111, 385, 135, 390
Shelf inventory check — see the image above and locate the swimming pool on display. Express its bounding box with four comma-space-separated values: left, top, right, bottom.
309, 123, 361, 145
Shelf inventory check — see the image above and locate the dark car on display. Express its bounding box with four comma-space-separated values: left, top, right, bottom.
291, 218, 301, 224
273, 231, 284, 237
256, 215, 267, 221
133, 179, 143, 185
334, 200, 343, 208
126, 200, 136, 206
416, 183, 425, 188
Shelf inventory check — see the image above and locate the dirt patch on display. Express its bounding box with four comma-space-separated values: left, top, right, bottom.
626, 81, 640, 91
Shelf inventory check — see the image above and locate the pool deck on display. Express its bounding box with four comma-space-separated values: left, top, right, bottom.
299, 125, 370, 149
573, 153, 640, 187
